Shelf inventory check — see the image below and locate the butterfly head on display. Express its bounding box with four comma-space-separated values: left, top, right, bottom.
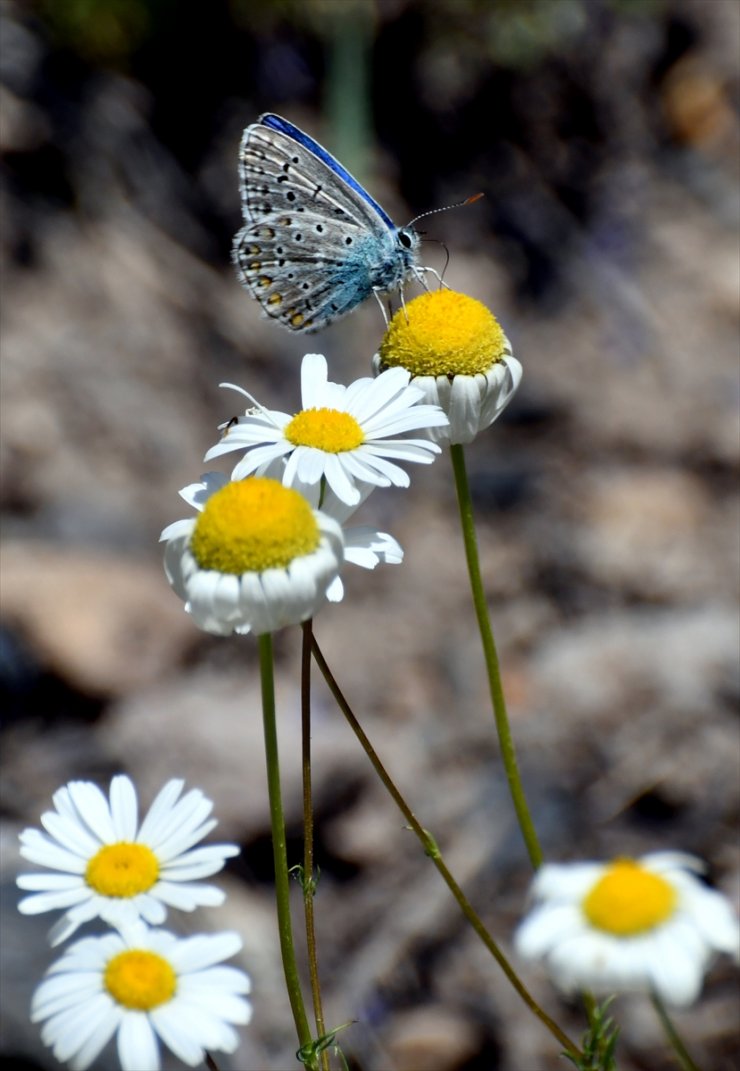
395, 225, 421, 272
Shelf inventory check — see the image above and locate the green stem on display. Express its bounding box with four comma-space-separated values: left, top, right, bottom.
311, 636, 580, 1060
258, 633, 315, 1065
300, 621, 330, 1071
651, 992, 702, 1071
449, 443, 543, 870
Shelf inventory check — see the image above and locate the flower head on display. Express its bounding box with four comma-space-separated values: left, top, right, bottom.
161, 475, 343, 635
168, 471, 402, 610
375, 289, 522, 445
205, 353, 448, 506
17, 777, 239, 946
31, 923, 251, 1071
515, 852, 740, 1006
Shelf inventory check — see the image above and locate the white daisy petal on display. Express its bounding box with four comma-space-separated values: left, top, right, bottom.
326, 574, 344, 601
231, 440, 291, 479
161, 843, 240, 872
17, 872, 86, 892
295, 445, 330, 487
32, 973, 104, 1019
148, 1005, 206, 1065
66, 782, 116, 844
48, 913, 87, 947
323, 454, 362, 504
117, 1012, 160, 1071
39, 812, 102, 857
135, 780, 185, 841
64, 1000, 120, 1070
363, 439, 440, 463
150, 881, 225, 911
169, 933, 244, 973
362, 403, 449, 437
20, 833, 89, 874
648, 930, 705, 1006
337, 450, 389, 487
43, 995, 118, 1066
180, 964, 251, 998
109, 776, 138, 841
355, 452, 410, 488
348, 366, 409, 422
685, 887, 740, 956
147, 794, 213, 854
18, 885, 93, 916
344, 526, 404, 568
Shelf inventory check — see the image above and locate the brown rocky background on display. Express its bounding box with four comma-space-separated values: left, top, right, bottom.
1, 1, 738, 1069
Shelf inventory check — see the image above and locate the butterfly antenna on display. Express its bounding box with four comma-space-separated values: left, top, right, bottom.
407, 192, 484, 230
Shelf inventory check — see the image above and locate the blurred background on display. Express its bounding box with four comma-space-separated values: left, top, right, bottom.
1, 0, 738, 1068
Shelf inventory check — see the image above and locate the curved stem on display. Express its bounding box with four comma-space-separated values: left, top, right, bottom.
300, 621, 330, 1071
311, 636, 579, 1060
258, 633, 315, 1065
449, 443, 543, 870
651, 992, 702, 1071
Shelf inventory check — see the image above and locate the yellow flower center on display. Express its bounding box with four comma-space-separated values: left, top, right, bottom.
104, 949, 177, 1010
379, 290, 507, 377
190, 477, 320, 574
285, 408, 365, 452
583, 859, 678, 936
85, 843, 159, 897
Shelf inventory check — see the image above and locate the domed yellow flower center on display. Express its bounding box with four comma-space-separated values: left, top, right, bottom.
104, 949, 177, 1010
583, 859, 678, 936
85, 843, 159, 897
379, 290, 507, 377
285, 408, 365, 452
190, 478, 321, 574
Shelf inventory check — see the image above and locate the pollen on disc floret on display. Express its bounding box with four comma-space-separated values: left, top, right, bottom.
190, 478, 321, 574
379, 290, 508, 377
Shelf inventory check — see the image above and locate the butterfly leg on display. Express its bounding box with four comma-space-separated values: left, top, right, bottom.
371, 287, 391, 327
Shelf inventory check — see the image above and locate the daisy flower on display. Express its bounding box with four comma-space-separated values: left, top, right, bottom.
161, 474, 344, 635
374, 289, 522, 445
515, 852, 740, 1006
204, 352, 449, 506
164, 471, 402, 622
17, 776, 239, 946
31, 922, 251, 1071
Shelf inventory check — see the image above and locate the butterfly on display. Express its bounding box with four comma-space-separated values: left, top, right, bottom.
232, 113, 421, 333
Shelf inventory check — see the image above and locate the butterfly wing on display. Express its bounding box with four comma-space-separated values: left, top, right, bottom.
233, 114, 418, 332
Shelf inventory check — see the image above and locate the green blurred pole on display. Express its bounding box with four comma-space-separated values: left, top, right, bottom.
322, 0, 375, 183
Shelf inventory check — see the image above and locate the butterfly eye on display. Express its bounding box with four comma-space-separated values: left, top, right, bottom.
398, 229, 414, 249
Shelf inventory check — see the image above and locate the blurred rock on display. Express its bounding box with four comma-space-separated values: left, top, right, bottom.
104, 668, 366, 839
384, 1005, 482, 1071
575, 467, 717, 598
0, 541, 195, 697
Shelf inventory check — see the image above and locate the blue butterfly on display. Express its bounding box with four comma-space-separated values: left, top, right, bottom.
232, 113, 421, 333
